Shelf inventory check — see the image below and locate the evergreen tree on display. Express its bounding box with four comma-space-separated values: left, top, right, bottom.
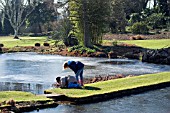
68, 0, 111, 47
0, 19, 2, 35
27, 1, 56, 33
157, 0, 169, 16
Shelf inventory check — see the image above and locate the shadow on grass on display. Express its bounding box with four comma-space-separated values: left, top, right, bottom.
55, 85, 101, 90
83, 86, 101, 90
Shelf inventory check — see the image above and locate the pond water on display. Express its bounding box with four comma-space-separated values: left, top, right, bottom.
0, 52, 170, 94
0, 52, 170, 113
29, 87, 170, 113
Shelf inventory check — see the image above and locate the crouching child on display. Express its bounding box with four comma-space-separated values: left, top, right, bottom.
56, 75, 82, 88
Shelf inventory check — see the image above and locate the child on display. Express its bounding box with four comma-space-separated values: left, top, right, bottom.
56, 75, 81, 88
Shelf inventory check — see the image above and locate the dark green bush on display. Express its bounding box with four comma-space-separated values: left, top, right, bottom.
43, 42, 50, 47
0, 47, 2, 53
145, 13, 165, 29
35, 43, 41, 47
0, 43, 4, 47
131, 22, 149, 34
68, 45, 96, 54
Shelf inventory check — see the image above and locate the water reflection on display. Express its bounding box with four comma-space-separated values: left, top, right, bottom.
0, 82, 50, 94
99, 60, 135, 65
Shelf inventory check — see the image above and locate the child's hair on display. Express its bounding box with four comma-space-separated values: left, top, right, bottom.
56, 77, 61, 83
63, 61, 68, 70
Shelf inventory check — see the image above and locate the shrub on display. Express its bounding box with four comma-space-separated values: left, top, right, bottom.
131, 22, 149, 34
112, 40, 118, 46
0, 47, 2, 53
35, 43, 41, 47
6, 99, 16, 107
0, 43, 4, 47
129, 13, 141, 25
68, 45, 96, 54
43, 42, 50, 47
145, 13, 165, 29
129, 35, 145, 40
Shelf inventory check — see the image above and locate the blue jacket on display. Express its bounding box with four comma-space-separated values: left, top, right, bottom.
67, 60, 84, 73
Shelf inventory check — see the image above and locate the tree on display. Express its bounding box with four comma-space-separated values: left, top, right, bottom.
52, 11, 72, 41
68, 0, 87, 46
110, 0, 127, 33
68, 0, 111, 47
82, 0, 91, 47
157, 0, 169, 16
0, 0, 39, 38
87, 0, 111, 45
27, 1, 57, 34
0, 17, 2, 34
2, 14, 14, 35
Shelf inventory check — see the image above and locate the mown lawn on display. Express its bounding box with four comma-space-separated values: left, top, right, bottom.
103, 39, 170, 49
0, 91, 50, 103
46, 72, 170, 98
0, 36, 55, 48
120, 39, 170, 49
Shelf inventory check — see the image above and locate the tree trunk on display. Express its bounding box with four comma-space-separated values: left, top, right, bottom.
38, 23, 42, 33
143, 0, 149, 9
82, 0, 92, 47
153, 0, 157, 8
14, 28, 19, 39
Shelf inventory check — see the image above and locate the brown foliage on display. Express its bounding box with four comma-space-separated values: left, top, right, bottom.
129, 35, 145, 40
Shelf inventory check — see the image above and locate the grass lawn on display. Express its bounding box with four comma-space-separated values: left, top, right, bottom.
0, 36, 56, 48
0, 91, 50, 103
102, 39, 170, 49
46, 72, 170, 98
120, 39, 170, 49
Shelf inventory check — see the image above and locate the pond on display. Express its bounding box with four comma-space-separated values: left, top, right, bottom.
29, 87, 170, 113
0, 52, 170, 94
0, 52, 170, 113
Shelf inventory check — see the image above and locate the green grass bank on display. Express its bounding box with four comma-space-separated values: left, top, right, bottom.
0, 72, 170, 108
1, 72, 169, 103
0, 91, 49, 103
0, 36, 55, 48
103, 39, 170, 49
46, 72, 170, 98
120, 39, 170, 49
1, 36, 170, 49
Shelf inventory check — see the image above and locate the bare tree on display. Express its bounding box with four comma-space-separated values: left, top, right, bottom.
0, 0, 39, 39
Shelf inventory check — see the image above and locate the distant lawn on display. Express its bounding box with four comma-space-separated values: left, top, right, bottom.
46, 72, 170, 98
0, 36, 56, 48
120, 39, 170, 49
0, 91, 50, 103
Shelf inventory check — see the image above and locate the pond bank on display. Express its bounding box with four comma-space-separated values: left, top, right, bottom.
46, 81, 170, 105
0, 72, 170, 112
45, 72, 170, 104
0, 45, 145, 60
0, 100, 58, 113
0, 91, 58, 113
1, 45, 170, 65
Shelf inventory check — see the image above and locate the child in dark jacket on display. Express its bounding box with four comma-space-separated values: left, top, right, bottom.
63, 60, 84, 86
56, 75, 81, 88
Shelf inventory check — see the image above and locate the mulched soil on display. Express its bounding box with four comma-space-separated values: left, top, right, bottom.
103, 32, 170, 40
84, 74, 134, 84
